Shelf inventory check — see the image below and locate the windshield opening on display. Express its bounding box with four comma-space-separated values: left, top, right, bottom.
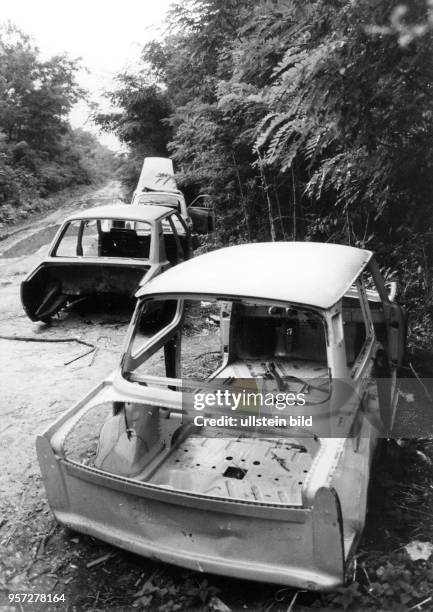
123, 297, 330, 403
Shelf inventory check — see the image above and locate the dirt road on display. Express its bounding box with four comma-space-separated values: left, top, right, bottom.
0, 182, 140, 609
0, 181, 127, 500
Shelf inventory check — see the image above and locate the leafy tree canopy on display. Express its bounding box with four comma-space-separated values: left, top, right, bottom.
0, 23, 116, 226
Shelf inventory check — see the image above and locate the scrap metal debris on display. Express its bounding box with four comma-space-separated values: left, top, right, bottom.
64, 346, 96, 366
400, 391, 416, 403
404, 540, 433, 561
409, 596, 433, 610
209, 595, 232, 612
409, 362, 433, 402
0, 334, 98, 366
415, 450, 432, 465
0, 335, 94, 348
86, 552, 116, 569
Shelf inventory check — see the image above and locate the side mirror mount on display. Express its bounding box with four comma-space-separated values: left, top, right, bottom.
387, 281, 397, 302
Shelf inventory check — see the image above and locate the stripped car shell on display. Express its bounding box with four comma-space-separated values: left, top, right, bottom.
37, 242, 406, 589
131, 157, 215, 235
21, 204, 192, 322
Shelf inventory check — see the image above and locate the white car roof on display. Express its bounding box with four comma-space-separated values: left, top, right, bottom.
65, 204, 174, 223
136, 242, 373, 309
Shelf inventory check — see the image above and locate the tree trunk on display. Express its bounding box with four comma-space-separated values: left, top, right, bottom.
256, 149, 276, 241
231, 151, 252, 241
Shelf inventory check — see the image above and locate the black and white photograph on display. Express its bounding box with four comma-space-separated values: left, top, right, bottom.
0, 1, 433, 610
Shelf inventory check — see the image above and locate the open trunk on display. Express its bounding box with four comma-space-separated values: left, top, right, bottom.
37, 382, 346, 590
63, 400, 318, 505
21, 261, 149, 321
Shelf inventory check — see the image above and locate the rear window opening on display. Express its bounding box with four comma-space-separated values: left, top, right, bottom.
53, 218, 152, 259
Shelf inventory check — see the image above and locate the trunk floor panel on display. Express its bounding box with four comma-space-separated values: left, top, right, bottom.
148, 434, 312, 505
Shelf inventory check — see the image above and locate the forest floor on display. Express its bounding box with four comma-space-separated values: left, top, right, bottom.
0, 181, 432, 611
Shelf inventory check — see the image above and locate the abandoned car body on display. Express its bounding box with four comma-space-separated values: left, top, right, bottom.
21, 204, 193, 322
37, 242, 405, 589
131, 156, 215, 234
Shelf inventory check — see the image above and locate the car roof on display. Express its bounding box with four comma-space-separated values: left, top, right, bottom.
136, 242, 373, 309
133, 191, 183, 202
65, 204, 174, 223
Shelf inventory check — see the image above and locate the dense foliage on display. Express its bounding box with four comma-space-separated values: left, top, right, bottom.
0, 24, 116, 226
97, 0, 433, 346
96, 73, 172, 192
